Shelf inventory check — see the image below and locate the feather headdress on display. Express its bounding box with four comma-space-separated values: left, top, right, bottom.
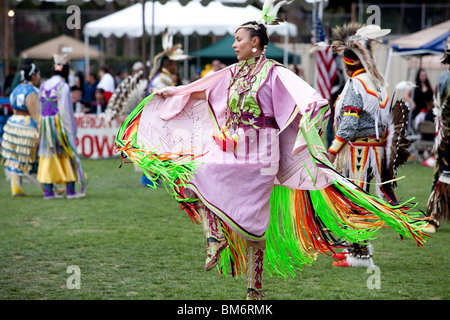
239, 0, 293, 30
330, 22, 391, 88
53, 53, 69, 65
148, 27, 190, 82
260, 0, 293, 25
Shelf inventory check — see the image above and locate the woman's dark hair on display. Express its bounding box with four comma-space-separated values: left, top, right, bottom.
100, 65, 112, 74
415, 68, 432, 91
53, 63, 70, 83
22, 63, 39, 81
239, 21, 269, 49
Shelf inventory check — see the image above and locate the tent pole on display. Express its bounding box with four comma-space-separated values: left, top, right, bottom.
150, 0, 155, 63
312, 1, 318, 90
283, 25, 289, 65
84, 33, 90, 78
384, 46, 393, 81
184, 35, 189, 82
141, 0, 148, 78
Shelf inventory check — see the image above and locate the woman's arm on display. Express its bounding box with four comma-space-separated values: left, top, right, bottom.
25, 92, 40, 123
156, 86, 206, 100
190, 91, 206, 100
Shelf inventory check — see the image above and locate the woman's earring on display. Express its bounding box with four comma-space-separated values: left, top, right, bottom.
252, 47, 257, 53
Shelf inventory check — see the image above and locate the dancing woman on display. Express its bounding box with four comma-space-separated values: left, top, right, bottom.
116, 2, 429, 299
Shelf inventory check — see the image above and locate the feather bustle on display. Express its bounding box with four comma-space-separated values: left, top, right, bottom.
104, 70, 148, 122
385, 99, 411, 187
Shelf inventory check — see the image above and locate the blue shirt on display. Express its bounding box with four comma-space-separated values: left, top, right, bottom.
9, 83, 39, 111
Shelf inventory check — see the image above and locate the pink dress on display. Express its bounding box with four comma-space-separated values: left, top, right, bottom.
136, 61, 330, 241
117, 59, 428, 277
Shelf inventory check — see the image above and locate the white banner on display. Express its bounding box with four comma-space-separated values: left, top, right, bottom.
75, 114, 127, 159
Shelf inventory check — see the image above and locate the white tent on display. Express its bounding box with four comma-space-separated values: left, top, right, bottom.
84, 0, 297, 38
83, 0, 298, 76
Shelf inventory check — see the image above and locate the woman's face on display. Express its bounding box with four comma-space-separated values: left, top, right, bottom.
233, 28, 258, 61
167, 60, 178, 74
30, 71, 40, 86
419, 70, 427, 83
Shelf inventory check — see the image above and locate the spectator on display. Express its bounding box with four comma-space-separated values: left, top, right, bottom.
92, 88, 107, 114
83, 72, 98, 108
97, 65, 115, 103
131, 61, 144, 76
288, 63, 299, 75
3, 66, 17, 96
413, 100, 435, 135
71, 86, 84, 114
201, 64, 211, 78
204, 59, 222, 77
405, 68, 435, 121
190, 68, 202, 83
74, 71, 84, 96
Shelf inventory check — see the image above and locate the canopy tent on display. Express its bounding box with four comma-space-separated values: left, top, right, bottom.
84, 0, 297, 38
384, 20, 450, 78
83, 0, 298, 77
190, 35, 300, 64
20, 34, 102, 61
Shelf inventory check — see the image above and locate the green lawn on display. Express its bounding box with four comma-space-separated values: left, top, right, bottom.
0, 159, 448, 300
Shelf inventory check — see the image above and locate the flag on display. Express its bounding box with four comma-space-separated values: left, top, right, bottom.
314, 15, 337, 102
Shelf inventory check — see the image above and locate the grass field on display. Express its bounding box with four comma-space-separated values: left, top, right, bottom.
0, 158, 448, 301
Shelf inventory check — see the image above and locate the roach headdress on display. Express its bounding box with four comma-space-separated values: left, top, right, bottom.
330, 22, 391, 88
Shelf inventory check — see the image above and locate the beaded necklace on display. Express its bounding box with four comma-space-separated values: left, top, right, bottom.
226, 54, 266, 131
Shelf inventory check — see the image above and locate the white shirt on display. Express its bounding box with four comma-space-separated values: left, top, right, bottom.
97, 73, 115, 92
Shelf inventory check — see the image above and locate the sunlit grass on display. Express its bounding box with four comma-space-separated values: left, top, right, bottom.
0, 159, 448, 300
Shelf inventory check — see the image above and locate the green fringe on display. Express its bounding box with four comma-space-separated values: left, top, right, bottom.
115, 94, 199, 204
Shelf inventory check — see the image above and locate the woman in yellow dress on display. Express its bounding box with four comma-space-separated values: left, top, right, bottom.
37, 54, 86, 199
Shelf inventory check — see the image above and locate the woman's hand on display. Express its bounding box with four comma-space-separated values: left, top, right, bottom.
155, 87, 177, 98
154, 88, 206, 100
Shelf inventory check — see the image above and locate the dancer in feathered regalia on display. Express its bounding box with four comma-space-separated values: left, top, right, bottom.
37, 53, 86, 199
327, 23, 414, 267
426, 42, 450, 232
146, 28, 188, 95
116, 1, 428, 299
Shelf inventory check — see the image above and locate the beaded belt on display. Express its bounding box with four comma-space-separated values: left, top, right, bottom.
352, 134, 386, 146
238, 114, 279, 130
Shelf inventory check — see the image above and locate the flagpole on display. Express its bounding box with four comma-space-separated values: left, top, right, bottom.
312, 0, 317, 90
141, 0, 148, 78
312, 0, 325, 90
